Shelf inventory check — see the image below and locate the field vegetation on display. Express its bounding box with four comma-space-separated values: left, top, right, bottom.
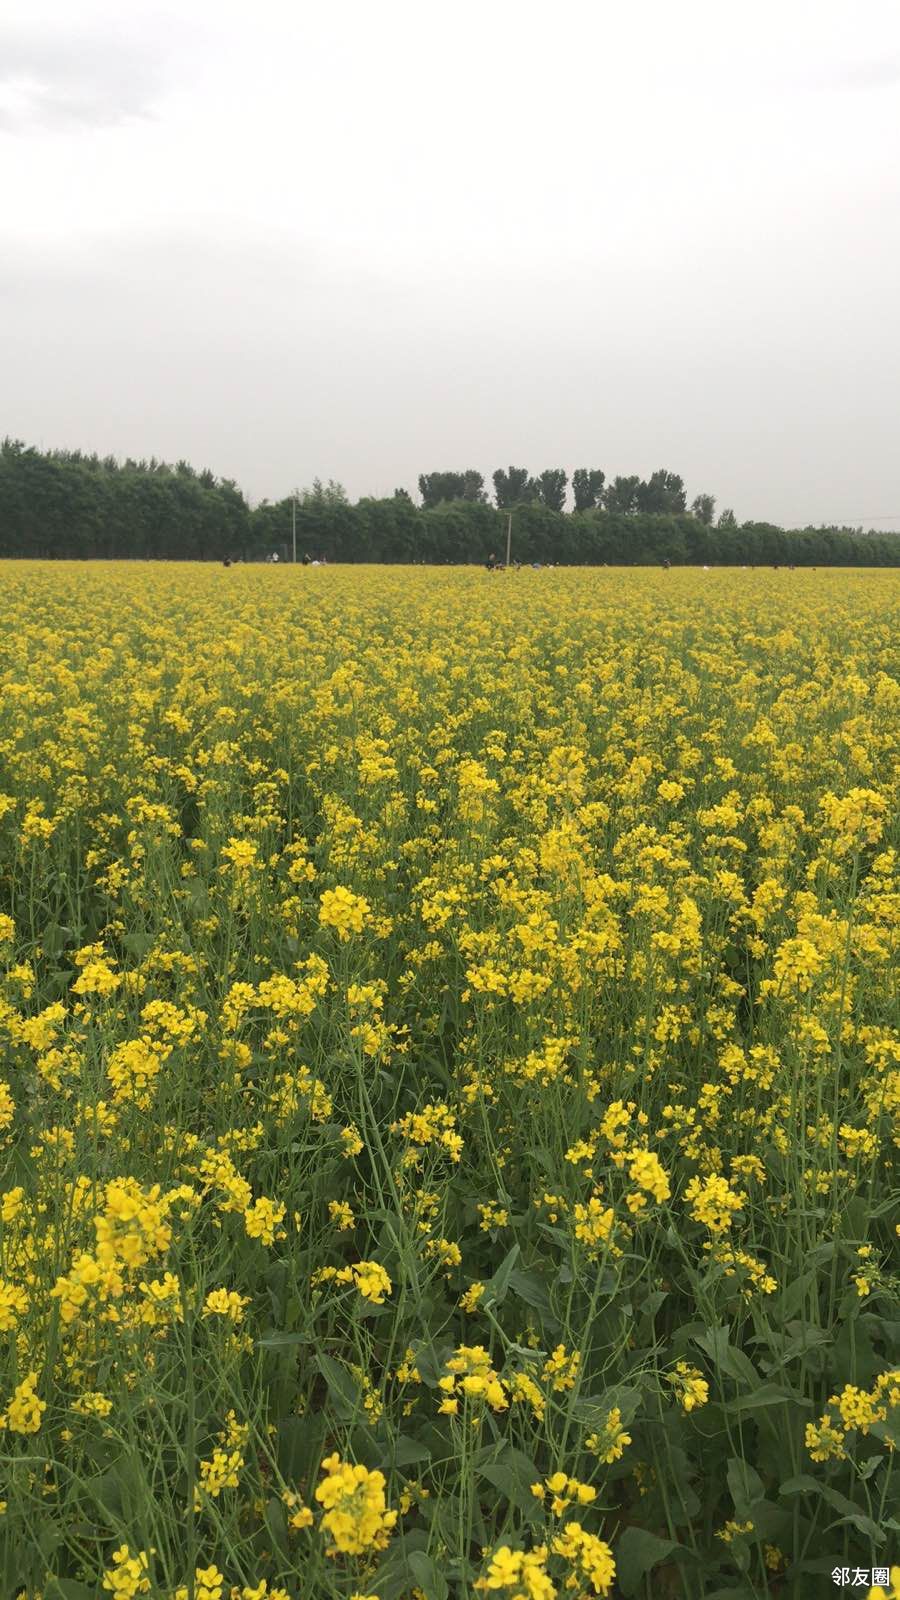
0, 564, 898, 1599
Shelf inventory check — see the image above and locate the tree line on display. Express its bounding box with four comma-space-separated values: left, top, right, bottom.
418, 464, 718, 521
1, 438, 898, 566
0, 440, 249, 561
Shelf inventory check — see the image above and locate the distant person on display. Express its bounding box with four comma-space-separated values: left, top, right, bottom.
271, 552, 280, 563
486, 552, 498, 571
302, 551, 312, 565
222, 557, 231, 567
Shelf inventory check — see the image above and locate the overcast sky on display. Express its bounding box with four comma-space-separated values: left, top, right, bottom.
2, 0, 899, 525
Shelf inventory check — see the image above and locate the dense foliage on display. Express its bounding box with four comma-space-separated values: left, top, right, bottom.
0, 440, 251, 562
2, 440, 899, 566
1, 564, 898, 1599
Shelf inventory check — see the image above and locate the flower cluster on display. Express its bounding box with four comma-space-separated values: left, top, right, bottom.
314, 1453, 398, 1555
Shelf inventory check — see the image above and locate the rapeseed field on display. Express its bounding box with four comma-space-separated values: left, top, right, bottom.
0, 563, 898, 1600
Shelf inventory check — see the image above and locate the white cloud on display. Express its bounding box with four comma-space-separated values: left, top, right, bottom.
1, 0, 899, 523
0, 15, 180, 129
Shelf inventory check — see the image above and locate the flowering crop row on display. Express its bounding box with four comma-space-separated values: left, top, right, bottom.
0, 563, 898, 1599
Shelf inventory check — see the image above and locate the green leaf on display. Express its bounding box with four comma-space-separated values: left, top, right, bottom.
673, 1319, 707, 1347
41, 922, 72, 958
777, 1476, 883, 1542
258, 1331, 306, 1349
366, 1548, 416, 1600
831, 1509, 885, 1544
693, 1325, 759, 1386
370, 1534, 434, 1600
765, 1324, 830, 1367
477, 1445, 542, 1517
718, 1345, 761, 1387
408, 1550, 449, 1600
779, 1270, 815, 1321
833, 1313, 879, 1386
277, 1414, 326, 1481
265, 1495, 289, 1555
637, 1288, 668, 1324
728, 1383, 807, 1414
44, 969, 73, 998
478, 1462, 541, 1521
482, 1242, 521, 1309
571, 1384, 643, 1428
667, 1479, 701, 1525
838, 1197, 869, 1239
36, 1517, 65, 1557
817, 1485, 885, 1543
394, 1433, 432, 1466
616, 1527, 683, 1596
89, 1467, 123, 1518
411, 1341, 448, 1388
692, 1324, 730, 1366
417, 1494, 462, 1548
507, 1266, 552, 1314
778, 1474, 822, 1498
79, 1436, 116, 1472
316, 1352, 363, 1420
727, 1457, 765, 1518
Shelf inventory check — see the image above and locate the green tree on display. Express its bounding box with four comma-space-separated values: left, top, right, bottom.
492, 466, 532, 508
418, 471, 485, 507
421, 500, 500, 561
418, 474, 448, 507
356, 495, 420, 560
537, 469, 568, 512
300, 478, 348, 507
603, 475, 642, 514
691, 493, 716, 525
2, 436, 899, 568
637, 469, 686, 514
572, 468, 605, 511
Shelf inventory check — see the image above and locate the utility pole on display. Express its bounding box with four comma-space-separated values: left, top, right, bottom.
505, 510, 512, 568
